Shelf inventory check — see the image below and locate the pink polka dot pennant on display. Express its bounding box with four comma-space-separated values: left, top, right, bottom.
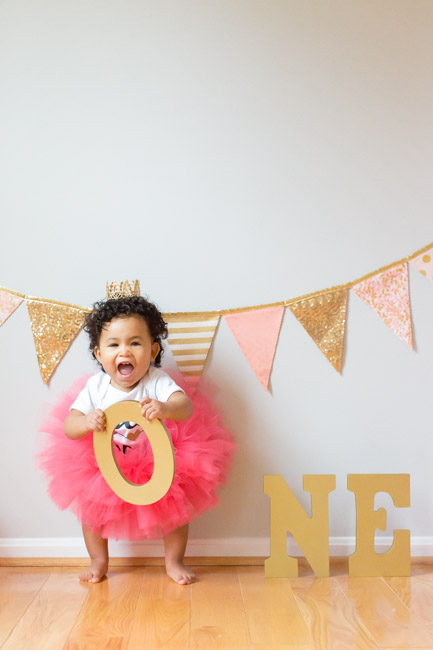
224, 306, 285, 390
409, 245, 433, 282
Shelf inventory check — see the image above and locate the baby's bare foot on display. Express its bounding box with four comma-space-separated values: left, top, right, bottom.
166, 561, 196, 585
79, 558, 108, 583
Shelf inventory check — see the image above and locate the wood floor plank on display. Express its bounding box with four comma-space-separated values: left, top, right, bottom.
66, 568, 143, 650
2, 564, 433, 650
0, 568, 50, 647
290, 577, 380, 650
337, 575, 433, 648
238, 567, 313, 647
251, 646, 315, 650
415, 570, 433, 586
126, 567, 190, 650
410, 564, 433, 577
384, 573, 433, 634
190, 566, 251, 649
1, 568, 88, 650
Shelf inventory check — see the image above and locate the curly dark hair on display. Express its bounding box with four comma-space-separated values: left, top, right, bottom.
84, 296, 168, 367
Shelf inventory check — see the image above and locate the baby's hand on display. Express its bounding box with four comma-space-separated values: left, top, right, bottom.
85, 409, 106, 433
140, 398, 166, 421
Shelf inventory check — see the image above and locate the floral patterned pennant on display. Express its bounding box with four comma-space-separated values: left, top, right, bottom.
351, 263, 413, 347
0, 288, 24, 327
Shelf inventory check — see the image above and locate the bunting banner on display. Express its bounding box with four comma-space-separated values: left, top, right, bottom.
0, 242, 432, 385
164, 313, 220, 381
224, 306, 285, 390
409, 245, 433, 282
288, 286, 348, 373
351, 263, 413, 348
27, 299, 87, 383
0, 288, 24, 327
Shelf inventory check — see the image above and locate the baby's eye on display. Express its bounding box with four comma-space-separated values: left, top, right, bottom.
131, 341, 141, 346
109, 343, 118, 347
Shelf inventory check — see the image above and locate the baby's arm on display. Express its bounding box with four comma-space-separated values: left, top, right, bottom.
140, 391, 193, 423
64, 408, 106, 439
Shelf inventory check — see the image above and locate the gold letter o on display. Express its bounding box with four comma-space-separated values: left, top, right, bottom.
93, 400, 175, 505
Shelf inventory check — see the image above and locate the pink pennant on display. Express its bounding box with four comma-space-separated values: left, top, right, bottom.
0, 289, 23, 326
224, 306, 284, 390
351, 263, 413, 347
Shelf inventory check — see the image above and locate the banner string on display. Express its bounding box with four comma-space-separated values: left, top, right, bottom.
1, 242, 432, 318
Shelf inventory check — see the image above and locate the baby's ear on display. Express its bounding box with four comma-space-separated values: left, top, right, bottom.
94, 347, 101, 362
151, 341, 160, 361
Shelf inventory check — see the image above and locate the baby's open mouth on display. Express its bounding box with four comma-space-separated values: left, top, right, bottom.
118, 363, 134, 376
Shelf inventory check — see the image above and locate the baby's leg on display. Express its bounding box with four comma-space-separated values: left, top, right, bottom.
163, 524, 196, 585
80, 525, 109, 583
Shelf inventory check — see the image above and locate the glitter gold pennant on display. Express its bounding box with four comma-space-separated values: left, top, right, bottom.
351, 263, 413, 348
288, 286, 348, 373
164, 313, 220, 379
27, 299, 87, 383
0, 287, 24, 327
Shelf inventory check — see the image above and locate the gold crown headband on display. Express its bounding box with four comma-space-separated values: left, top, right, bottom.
106, 280, 141, 300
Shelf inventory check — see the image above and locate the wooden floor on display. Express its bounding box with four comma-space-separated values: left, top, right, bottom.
1, 562, 433, 649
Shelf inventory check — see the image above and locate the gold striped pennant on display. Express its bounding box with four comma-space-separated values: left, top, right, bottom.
164, 313, 220, 378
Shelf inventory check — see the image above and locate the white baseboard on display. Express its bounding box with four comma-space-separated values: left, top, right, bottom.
0, 536, 432, 558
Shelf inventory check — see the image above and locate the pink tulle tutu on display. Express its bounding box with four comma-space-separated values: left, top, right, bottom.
38, 373, 235, 540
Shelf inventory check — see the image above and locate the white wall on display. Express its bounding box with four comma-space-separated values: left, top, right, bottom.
1, 0, 432, 556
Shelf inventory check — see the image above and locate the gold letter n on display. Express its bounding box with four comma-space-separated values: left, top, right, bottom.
264, 474, 336, 578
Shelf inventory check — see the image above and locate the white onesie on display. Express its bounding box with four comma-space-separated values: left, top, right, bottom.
70, 366, 184, 446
